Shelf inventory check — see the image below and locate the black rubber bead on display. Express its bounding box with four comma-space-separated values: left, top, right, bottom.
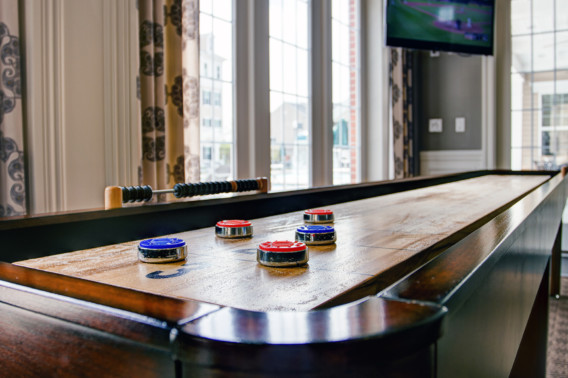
173, 183, 183, 198
143, 185, 153, 201
126, 187, 137, 202
135, 186, 145, 202
121, 186, 129, 203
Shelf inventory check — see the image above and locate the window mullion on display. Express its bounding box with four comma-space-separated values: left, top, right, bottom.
234, 0, 270, 181
311, 0, 333, 187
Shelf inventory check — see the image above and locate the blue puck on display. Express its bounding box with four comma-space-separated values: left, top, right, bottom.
138, 238, 187, 263
295, 225, 336, 245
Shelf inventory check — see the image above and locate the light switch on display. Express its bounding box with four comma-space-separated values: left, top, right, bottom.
455, 117, 466, 133
429, 118, 443, 133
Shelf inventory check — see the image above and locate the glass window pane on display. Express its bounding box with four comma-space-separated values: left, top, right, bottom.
282, 44, 298, 94
511, 0, 531, 36
557, 32, 568, 71
511, 109, 542, 168
296, 0, 309, 50
332, 0, 360, 185
297, 49, 309, 97
270, 39, 283, 92
281, 0, 298, 46
212, 18, 233, 81
532, 0, 554, 33
512, 35, 531, 73
269, 0, 310, 191
269, 0, 283, 41
212, 0, 232, 22
557, 0, 568, 31
201, 0, 212, 15
533, 33, 555, 72
200, 1, 234, 183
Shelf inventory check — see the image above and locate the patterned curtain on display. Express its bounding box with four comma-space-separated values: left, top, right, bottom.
0, 2, 26, 217
389, 47, 415, 179
138, 0, 200, 192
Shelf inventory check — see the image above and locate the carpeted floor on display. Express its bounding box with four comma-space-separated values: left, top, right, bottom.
547, 277, 568, 377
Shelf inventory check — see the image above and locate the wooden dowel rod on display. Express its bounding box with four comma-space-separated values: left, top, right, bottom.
104, 186, 123, 210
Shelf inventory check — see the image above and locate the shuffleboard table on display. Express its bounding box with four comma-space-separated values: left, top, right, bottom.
0, 170, 565, 377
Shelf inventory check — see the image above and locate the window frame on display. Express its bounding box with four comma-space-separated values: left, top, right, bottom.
232, 0, 387, 189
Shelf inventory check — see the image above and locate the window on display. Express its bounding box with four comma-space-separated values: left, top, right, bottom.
269, 0, 310, 191
197, 0, 378, 190
200, 0, 235, 182
212, 92, 222, 106
511, 0, 568, 170
332, 0, 361, 185
202, 91, 211, 105
203, 146, 212, 160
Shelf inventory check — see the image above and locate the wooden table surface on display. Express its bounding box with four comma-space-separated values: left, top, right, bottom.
16, 175, 550, 312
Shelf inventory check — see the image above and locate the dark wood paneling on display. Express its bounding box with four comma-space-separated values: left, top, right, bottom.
177, 297, 445, 377
510, 262, 550, 378
0, 302, 175, 377
0, 262, 219, 325
381, 172, 567, 377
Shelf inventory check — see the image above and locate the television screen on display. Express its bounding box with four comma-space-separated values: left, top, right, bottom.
385, 0, 495, 55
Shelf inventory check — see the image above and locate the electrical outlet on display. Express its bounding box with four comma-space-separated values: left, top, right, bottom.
455, 117, 466, 133
429, 118, 443, 133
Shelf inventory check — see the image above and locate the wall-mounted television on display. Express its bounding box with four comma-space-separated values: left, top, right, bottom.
385, 0, 495, 56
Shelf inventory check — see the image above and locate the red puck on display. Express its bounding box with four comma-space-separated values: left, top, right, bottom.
215, 219, 253, 238
304, 209, 334, 224
305, 209, 333, 215
216, 220, 252, 228
257, 241, 309, 267
258, 241, 306, 252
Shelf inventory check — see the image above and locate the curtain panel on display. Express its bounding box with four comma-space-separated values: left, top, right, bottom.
390, 47, 415, 179
0, 1, 26, 217
138, 0, 200, 193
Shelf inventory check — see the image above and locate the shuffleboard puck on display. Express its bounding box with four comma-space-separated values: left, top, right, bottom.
215, 220, 253, 238
138, 237, 187, 263
304, 209, 334, 224
295, 225, 336, 245
257, 241, 309, 267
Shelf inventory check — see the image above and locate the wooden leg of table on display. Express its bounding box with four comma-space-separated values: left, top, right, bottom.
550, 223, 562, 298
511, 261, 549, 377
